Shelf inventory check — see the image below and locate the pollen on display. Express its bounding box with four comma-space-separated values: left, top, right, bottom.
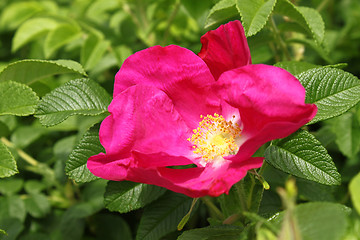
188, 113, 241, 163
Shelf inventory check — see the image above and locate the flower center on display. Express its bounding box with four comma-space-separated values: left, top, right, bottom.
187, 113, 241, 164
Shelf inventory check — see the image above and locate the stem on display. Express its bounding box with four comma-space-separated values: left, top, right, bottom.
162, 0, 181, 45
1, 137, 39, 166
200, 197, 224, 220
269, 16, 291, 61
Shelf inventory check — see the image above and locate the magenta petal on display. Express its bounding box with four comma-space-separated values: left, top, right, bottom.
198, 20, 252, 80
113, 45, 220, 128
215, 64, 317, 156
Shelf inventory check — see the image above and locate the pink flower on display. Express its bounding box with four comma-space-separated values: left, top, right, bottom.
87, 20, 317, 198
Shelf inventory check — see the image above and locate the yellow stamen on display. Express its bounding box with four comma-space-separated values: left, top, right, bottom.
188, 113, 241, 163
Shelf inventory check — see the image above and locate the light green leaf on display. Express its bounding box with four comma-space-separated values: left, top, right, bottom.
44, 23, 81, 58
35, 78, 111, 126
12, 18, 59, 52
0, 195, 26, 222
81, 34, 110, 70
274, 61, 318, 76
330, 112, 360, 159
136, 192, 192, 240
271, 202, 350, 240
0, 81, 39, 116
178, 226, 244, 240
205, 0, 238, 29
0, 142, 18, 178
0, 1, 44, 30
0, 178, 23, 195
236, 0, 277, 36
24, 193, 50, 218
0, 59, 87, 85
104, 181, 166, 213
297, 67, 360, 124
265, 130, 341, 185
275, 0, 325, 43
66, 125, 102, 183
349, 172, 360, 215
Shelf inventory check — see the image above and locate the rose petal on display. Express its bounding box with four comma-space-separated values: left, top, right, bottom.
198, 20, 252, 80
215, 64, 317, 158
113, 45, 220, 128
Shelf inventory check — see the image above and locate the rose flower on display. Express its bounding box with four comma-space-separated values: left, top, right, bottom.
87, 21, 317, 198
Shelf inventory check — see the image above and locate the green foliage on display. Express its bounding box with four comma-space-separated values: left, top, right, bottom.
1, 0, 360, 239
265, 130, 341, 185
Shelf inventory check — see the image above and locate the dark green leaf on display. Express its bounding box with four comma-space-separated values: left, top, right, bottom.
0, 141, 18, 178
136, 192, 192, 240
274, 61, 318, 76
104, 181, 166, 213
205, 0, 238, 29
0, 59, 87, 85
0, 81, 39, 116
0, 218, 23, 240
265, 130, 341, 185
236, 0, 277, 36
297, 67, 360, 124
35, 78, 111, 126
94, 214, 133, 240
0, 178, 23, 195
66, 125, 102, 183
178, 226, 244, 240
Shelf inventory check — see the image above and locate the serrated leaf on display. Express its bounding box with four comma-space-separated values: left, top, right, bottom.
330, 112, 360, 159
297, 67, 360, 124
0, 59, 87, 85
44, 23, 81, 58
178, 226, 244, 240
104, 181, 166, 213
236, 0, 277, 36
274, 61, 318, 76
35, 78, 111, 126
12, 17, 59, 52
66, 125, 102, 183
0, 142, 18, 178
265, 130, 341, 185
0, 81, 39, 116
349, 172, 360, 215
81, 34, 110, 70
275, 0, 325, 43
271, 202, 350, 240
205, 0, 238, 29
136, 192, 192, 240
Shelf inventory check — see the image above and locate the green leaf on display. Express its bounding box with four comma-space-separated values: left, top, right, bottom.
104, 181, 166, 213
136, 192, 193, 240
0, 218, 23, 240
275, 0, 325, 43
0, 195, 26, 222
178, 226, 244, 240
35, 78, 111, 126
0, 178, 23, 195
94, 214, 133, 240
274, 61, 318, 76
66, 125, 102, 183
271, 202, 350, 240
205, 0, 238, 29
330, 112, 360, 159
236, 0, 277, 36
0, 81, 39, 116
24, 193, 51, 218
81, 34, 110, 70
0, 1, 44, 30
0, 142, 18, 178
12, 17, 59, 52
265, 130, 341, 185
349, 172, 360, 215
0, 59, 87, 85
297, 67, 360, 124
44, 23, 81, 58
